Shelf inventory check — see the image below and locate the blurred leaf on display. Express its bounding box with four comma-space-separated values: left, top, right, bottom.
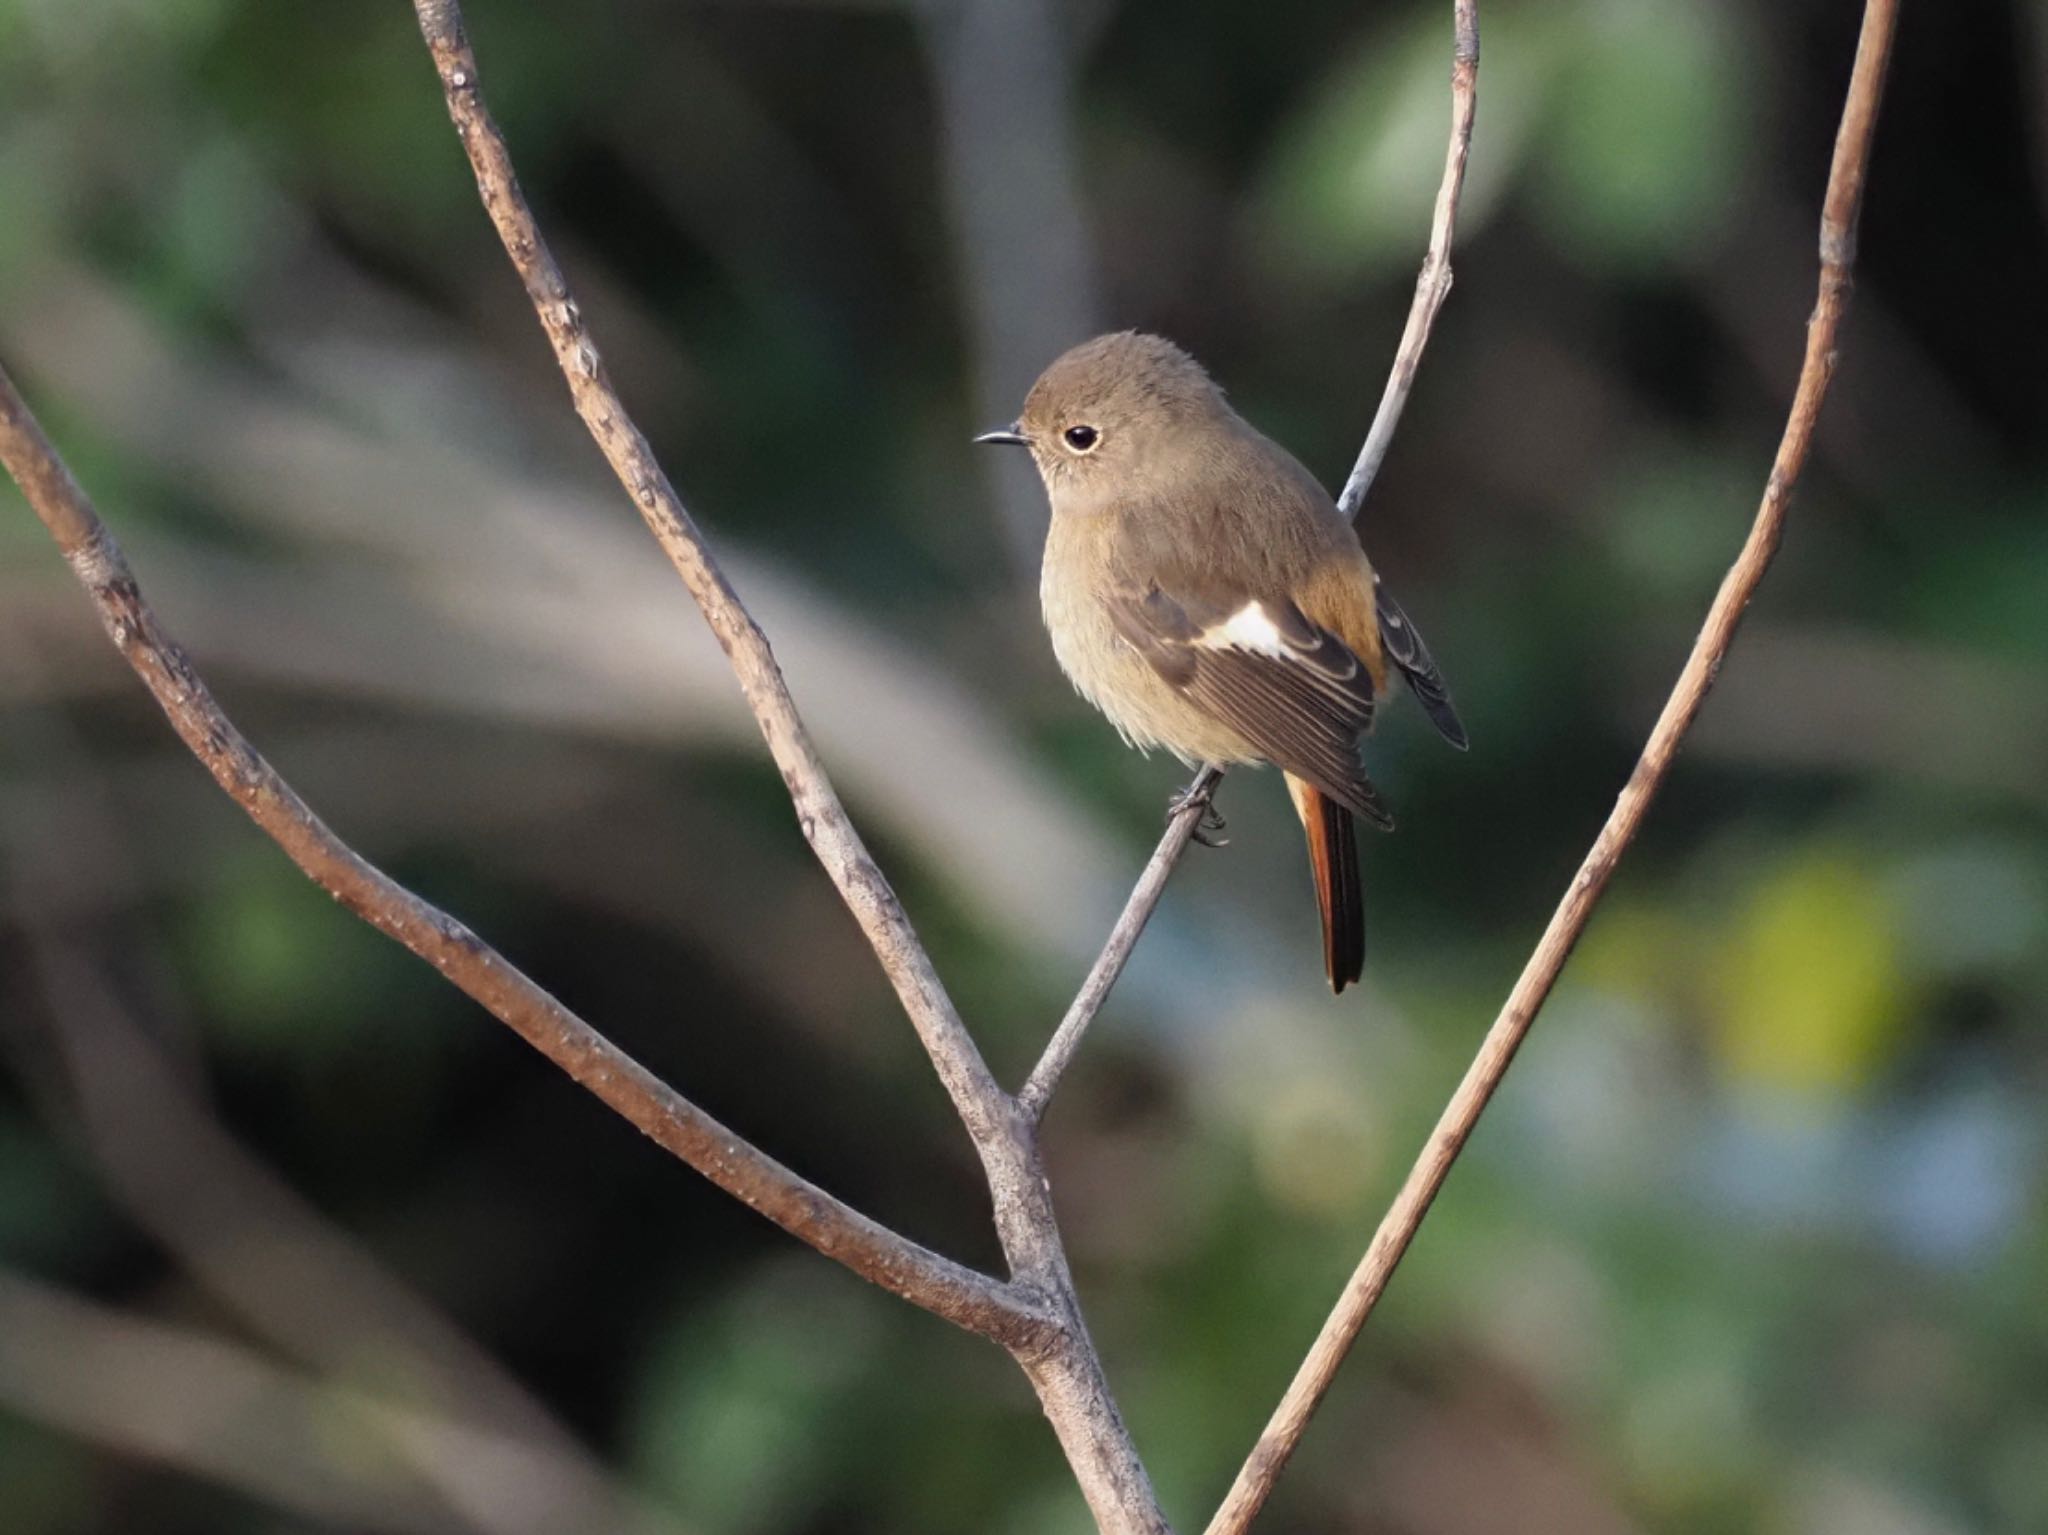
1986, 1420, 2048, 1533
160, 133, 281, 306
1576, 895, 1704, 1000
0, 120, 69, 286
1248, 1067, 1387, 1218
1713, 846, 1913, 1096
177, 847, 423, 1060
627, 1263, 889, 1534
1903, 510, 2048, 661
1618, 1350, 1760, 1517
1529, 0, 1751, 268
1891, 841, 2048, 977
1256, 4, 1547, 281
0, 1122, 107, 1268
1598, 441, 1762, 601
0, 1420, 94, 1535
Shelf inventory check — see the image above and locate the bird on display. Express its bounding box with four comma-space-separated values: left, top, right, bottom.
977, 331, 1465, 992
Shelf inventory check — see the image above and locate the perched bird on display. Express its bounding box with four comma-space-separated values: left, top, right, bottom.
978, 332, 1465, 991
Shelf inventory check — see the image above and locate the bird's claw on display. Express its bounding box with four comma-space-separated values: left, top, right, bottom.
1166, 783, 1228, 848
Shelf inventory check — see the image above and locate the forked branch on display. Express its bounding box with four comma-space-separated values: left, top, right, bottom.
0, 359, 1045, 1351
411, 3, 1165, 1528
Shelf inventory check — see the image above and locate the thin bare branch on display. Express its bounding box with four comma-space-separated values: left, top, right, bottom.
1337, 0, 1479, 525
1021, 765, 1221, 1121
1204, 3, 1900, 1529
1028, 0, 1481, 1119
406, 0, 1015, 1159
0, 361, 1046, 1352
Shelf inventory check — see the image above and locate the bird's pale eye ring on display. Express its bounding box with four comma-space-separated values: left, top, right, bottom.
1062, 424, 1101, 453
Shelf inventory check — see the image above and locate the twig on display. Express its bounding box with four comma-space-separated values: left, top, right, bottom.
0, 359, 1045, 1352
1337, 0, 1479, 525
1203, 3, 1900, 1529
1020, 765, 1221, 1121
407, 0, 1014, 1161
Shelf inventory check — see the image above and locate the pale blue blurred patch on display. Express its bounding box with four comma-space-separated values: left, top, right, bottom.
1870, 1073, 2036, 1266
1690, 1079, 2036, 1269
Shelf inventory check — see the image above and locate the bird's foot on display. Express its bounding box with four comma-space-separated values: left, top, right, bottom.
1166, 780, 1228, 848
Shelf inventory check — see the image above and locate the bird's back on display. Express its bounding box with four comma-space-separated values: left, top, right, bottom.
1105, 414, 1386, 690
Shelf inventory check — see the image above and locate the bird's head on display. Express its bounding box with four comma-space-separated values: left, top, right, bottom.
976, 331, 1229, 504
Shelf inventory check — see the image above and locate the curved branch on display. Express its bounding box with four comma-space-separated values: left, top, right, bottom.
1338, 0, 1479, 525
408, 0, 1014, 1159
1204, 2, 1900, 1529
0, 361, 1048, 1352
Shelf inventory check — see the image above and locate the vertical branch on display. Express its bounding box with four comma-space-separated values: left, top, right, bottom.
1337, 0, 1480, 525
1205, 3, 1900, 1530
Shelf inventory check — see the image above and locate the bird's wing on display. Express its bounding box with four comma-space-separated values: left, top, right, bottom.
1107, 584, 1393, 829
1374, 578, 1469, 751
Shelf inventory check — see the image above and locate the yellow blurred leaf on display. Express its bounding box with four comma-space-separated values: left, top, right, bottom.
1713, 848, 1912, 1096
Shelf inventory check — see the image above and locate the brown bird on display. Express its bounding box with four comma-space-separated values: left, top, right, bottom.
979, 332, 1465, 991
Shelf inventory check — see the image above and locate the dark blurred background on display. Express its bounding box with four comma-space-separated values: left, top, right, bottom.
3, 1, 2045, 1531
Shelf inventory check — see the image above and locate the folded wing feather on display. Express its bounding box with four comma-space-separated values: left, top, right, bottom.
1108, 587, 1393, 829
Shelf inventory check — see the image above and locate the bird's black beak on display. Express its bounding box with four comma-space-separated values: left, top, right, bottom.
973, 423, 1029, 447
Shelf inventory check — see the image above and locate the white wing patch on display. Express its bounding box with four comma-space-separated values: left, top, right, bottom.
1202, 601, 1288, 658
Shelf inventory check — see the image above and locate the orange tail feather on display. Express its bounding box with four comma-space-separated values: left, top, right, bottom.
1285, 773, 1365, 992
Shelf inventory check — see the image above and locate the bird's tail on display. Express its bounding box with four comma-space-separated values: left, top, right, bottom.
1285, 773, 1364, 992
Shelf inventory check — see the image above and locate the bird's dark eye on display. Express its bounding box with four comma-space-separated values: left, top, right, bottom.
1063, 424, 1100, 453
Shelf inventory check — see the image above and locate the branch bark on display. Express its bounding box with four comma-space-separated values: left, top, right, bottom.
1203, 3, 1900, 1529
